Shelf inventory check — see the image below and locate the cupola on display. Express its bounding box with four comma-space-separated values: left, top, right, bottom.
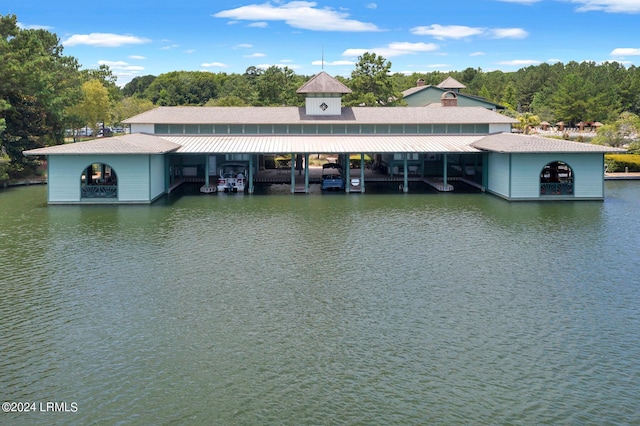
296, 71, 352, 116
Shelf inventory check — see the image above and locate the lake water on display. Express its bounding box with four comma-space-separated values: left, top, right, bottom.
1, 183, 639, 425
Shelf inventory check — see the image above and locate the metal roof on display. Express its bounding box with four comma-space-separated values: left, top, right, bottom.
25, 132, 623, 157
123, 106, 517, 125
162, 135, 486, 154
23, 133, 181, 156
471, 133, 626, 153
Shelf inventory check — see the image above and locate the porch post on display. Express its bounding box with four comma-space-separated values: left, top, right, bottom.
304, 153, 309, 193
443, 154, 448, 186
204, 154, 210, 188
345, 153, 351, 193
360, 153, 365, 193
249, 155, 254, 194
403, 154, 409, 192
165, 155, 171, 193
290, 153, 295, 193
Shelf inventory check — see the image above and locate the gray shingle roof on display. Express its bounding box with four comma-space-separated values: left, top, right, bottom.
437, 76, 466, 89
472, 133, 626, 153
123, 106, 517, 125
296, 71, 352, 94
23, 133, 181, 156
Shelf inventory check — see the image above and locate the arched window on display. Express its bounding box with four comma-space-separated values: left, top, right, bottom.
540, 161, 573, 196
81, 163, 118, 199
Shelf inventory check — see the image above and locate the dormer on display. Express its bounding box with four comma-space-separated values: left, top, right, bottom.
296, 71, 352, 116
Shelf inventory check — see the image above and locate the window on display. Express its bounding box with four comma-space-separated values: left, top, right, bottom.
81, 163, 117, 199
540, 161, 574, 196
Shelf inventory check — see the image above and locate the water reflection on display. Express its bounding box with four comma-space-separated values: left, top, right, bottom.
1, 183, 639, 424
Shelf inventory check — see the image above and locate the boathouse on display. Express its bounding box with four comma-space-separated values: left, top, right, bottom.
24, 71, 622, 204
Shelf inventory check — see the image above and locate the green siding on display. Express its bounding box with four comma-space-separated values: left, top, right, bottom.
47, 155, 155, 204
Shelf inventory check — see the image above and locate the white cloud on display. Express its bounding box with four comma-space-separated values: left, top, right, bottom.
567, 0, 640, 13
365, 3, 378, 9
235, 44, 254, 49
248, 22, 269, 28
496, 59, 542, 66
611, 47, 640, 56
342, 42, 439, 58
470, 51, 485, 56
97, 60, 144, 71
128, 55, 146, 60
411, 24, 528, 40
17, 22, 53, 30
63, 33, 151, 47
244, 53, 267, 58
160, 44, 179, 50
213, 1, 382, 32
489, 28, 529, 39
201, 62, 228, 68
411, 24, 484, 40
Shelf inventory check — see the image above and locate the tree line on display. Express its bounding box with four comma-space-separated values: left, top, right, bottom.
2, 13, 640, 180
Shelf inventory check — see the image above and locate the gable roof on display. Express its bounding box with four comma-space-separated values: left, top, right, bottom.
471, 133, 625, 153
401, 85, 505, 110
296, 71, 352, 94
437, 76, 466, 90
23, 133, 181, 156
123, 106, 516, 125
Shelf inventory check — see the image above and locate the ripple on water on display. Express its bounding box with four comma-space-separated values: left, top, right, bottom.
1, 185, 640, 424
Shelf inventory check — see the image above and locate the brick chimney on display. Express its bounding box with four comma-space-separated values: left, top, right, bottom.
417, 78, 425, 87
441, 91, 458, 107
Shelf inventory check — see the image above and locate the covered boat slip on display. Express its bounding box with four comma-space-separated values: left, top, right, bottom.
23, 72, 625, 204
23, 131, 622, 204
164, 134, 488, 194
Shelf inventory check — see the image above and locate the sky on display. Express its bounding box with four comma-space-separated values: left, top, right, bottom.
3, 0, 640, 86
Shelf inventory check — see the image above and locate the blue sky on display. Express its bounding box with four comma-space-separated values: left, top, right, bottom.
4, 0, 640, 86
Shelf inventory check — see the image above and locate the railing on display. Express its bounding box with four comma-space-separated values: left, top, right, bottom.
540, 182, 573, 195
82, 185, 118, 198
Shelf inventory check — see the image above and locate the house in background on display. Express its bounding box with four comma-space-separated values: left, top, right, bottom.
402, 76, 505, 111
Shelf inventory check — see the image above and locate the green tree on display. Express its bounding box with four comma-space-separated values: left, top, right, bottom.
66, 80, 110, 137
500, 82, 518, 111
122, 75, 157, 98
343, 52, 404, 106
593, 112, 640, 147
205, 96, 247, 106
254, 66, 304, 106
0, 14, 81, 177
515, 112, 541, 135
112, 97, 156, 126
143, 71, 220, 105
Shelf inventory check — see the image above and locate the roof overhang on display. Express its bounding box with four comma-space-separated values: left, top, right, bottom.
23, 133, 181, 156
471, 133, 626, 154
161, 135, 486, 154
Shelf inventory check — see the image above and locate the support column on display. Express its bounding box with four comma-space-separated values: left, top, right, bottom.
204, 154, 210, 188
290, 153, 295, 193
304, 153, 309, 193
249, 155, 254, 194
165, 155, 171, 192
345, 153, 350, 193
403, 154, 409, 193
443, 154, 448, 186
360, 153, 365, 193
